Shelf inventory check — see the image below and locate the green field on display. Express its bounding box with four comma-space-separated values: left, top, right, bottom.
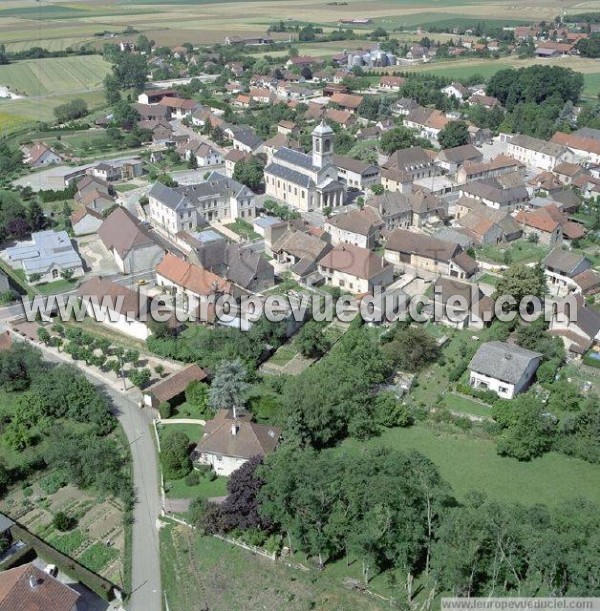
0, 90, 106, 122
341, 424, 600, 507
0, 55, 110, 97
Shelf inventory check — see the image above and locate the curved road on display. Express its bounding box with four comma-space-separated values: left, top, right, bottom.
18, 343, 163, 611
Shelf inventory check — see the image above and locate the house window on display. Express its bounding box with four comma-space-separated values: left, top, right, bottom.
52, 269, 59, 279
499, 386, 509, 393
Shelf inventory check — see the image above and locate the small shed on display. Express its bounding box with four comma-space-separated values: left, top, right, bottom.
143, 363, 208, 409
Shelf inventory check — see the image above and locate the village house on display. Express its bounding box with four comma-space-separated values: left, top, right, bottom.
507, 134, 572, 170
383, 229, 477, 279
543, 247, 595, 296
469, 341, 542, 399
324, 207, 382, 249
264, 120, 345, 212
332, 154, 380, 190
188, 239, 275, 294
143, 363, 208, 409
232, 127, 264, 154
70, 206, 104, 237
181, 140, 223, 167
432, 277, 494, 330
137, 88, 177, 105
517, 203, 585, 245
157, 96, 198, 120
379, 167, 413, 193
318, 242, 394, 294
459, 175, 529, 211
382, 146, 439, 181
329, 92, 364, 113
98, 207, 165, 274
515, 206, 563, 247
436, 144, 483, 174
6, 230, 84, 283
455, 201, 522, 245
270, 230, 331, 282
553, 161, 585, 185
156, 252, 232, 313
404, 107, 450, 140
441, 82, 469, 100
134, 102, 171, 122
325, 108, 357, 129
467, 94, 502, 109
22, 143, 63, 167
224, 149, 252, 177
550, 294, 600, 358
148, 173, 256, 235
193, 409, 281, 476
78, 276, 153, 340
379, 76, 406, 90
550, 131, 600, 165
456, 154, 524, 184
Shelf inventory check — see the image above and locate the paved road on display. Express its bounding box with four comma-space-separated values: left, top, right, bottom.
2, 331, 163, 611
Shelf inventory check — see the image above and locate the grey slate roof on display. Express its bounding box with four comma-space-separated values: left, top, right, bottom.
265, 162, 315, 189
543, 247, 589, 276
469, 341, 542, 384
510, 134, 567, 158
149, 181, 188, 211
233, 128, 263, 151
273, 146, 318, 172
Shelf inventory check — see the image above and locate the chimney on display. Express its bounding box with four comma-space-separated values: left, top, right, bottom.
231, 422, 238, 436
29, 575, 42, 590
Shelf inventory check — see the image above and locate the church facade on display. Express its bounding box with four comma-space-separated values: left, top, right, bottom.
264, 120, 345, 212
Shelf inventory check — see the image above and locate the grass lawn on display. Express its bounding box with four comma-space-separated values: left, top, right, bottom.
166, 472, 228, 500
113, 183, 139, 193
478, 272, 501, 286
340, 424, 600, 507
158, 423, 204, 444
35, 278, 77, 295
476, 240, 549, 265
225, 218, 260, 241
169, 401, 208, 420
441, 392, 492, 418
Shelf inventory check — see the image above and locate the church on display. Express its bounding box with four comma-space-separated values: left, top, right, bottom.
264, 120, 345, 212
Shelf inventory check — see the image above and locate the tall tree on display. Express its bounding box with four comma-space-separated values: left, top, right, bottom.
208, 358, 250, 418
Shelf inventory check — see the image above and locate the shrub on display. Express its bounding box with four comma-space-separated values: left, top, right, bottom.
184, 471, 201, 486
53, 511, 75, 532
158, 401, 172, 419
37, 327, 51, 344
206, 470, 217, 481
39, 471, 68, 495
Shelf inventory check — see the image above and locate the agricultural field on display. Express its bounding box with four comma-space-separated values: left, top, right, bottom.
0, 55, 110, 97
0, 0, 595, 53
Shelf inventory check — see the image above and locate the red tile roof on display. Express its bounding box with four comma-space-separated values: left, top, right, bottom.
0, 563, 79, 611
